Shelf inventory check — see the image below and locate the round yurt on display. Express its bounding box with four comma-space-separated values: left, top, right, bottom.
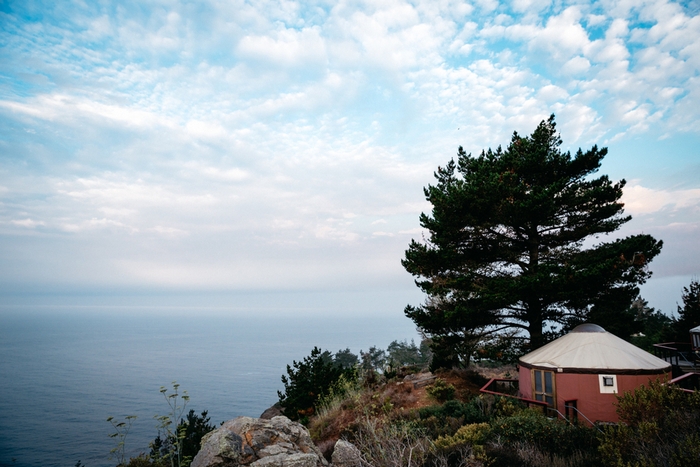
518, 323, 671, 424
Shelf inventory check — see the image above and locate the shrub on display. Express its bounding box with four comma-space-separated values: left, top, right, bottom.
599, 380, 700, 466
418, 396, 519, 430
150, 410, 215, 466
349, 418, 431, 467
489, 409, 598, 457
434, 423, 490, 451
278, 347, 355, 423
417, 398, 492, 439
427, 378, 456, 402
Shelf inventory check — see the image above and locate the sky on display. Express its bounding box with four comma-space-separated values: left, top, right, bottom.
1, 0, 699, 317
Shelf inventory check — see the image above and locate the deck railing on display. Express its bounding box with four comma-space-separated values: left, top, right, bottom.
479, 378, 549, 414
652, 342, 699, 374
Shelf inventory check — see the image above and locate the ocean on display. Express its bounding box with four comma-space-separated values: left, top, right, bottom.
0, 306, 420, 467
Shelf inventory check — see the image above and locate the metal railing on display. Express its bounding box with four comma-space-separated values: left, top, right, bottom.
480, 378, 552, 415
653, 342, 699, 371
666, 372, 699, 393
479, 378, 602, 428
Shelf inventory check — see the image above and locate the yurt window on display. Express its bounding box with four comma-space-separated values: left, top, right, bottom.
532, 370, 555, 406
598, 374, 618, 394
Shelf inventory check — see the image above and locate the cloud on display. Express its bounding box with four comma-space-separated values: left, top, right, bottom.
237, 26, 327, 67
0, 0, 699, 302
622, 183, 700, 215
10, 219, 45, 228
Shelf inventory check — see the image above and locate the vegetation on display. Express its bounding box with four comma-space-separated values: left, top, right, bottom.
627, 297, 672, 351
107, 415, 137, 466
426, 378, 456, 403
299, 341, 700, 467
150, 410, 215, 466
667, 278, 700, 342
599, 380, 700, 466
307, 363, 604, 467
402, 115, 663, 366
154, 382, 191, 467
107, 383, 215, 467
278, 347, 358, 423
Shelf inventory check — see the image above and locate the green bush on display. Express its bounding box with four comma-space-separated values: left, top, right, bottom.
489, 409, 598, 457
434, 422, 490, 450
278, 347, 356, 423
417, 398, 492, 439
599, 380, 700, 466
426, 378, 456, 402
150, 410, 215, 466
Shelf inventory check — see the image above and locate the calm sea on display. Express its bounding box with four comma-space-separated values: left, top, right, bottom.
0, 306, 419, 467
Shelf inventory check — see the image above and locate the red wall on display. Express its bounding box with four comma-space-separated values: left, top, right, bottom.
518, 366, 670, 424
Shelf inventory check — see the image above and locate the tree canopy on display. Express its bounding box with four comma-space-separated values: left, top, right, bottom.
402, 115, 663, 366
277, 347, 356, 423
668, 279, 700, 342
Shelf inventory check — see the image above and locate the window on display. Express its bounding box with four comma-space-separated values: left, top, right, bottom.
598, 374, 618, 394
532, 370, 556, 407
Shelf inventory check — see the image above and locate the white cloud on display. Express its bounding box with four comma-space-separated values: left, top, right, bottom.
237, 26, 327, 67
512, 0, 551, 14
60, 218, 138, 233
10, 218, 45, 228
0, 0, 699, 300
622, 183, 700, 215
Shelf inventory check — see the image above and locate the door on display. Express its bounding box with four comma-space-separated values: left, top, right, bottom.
532, 369, 556, 407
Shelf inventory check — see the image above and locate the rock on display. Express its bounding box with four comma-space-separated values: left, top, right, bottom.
404, 372, 435, 388
331, 440, 362, 467
260, 403, 284, 419
192, 416, 328, 467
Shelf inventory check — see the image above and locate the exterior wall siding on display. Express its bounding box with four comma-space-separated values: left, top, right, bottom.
518, 366, 670, 424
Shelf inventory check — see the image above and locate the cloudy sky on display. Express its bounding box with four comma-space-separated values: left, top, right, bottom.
1, 0, 699, 316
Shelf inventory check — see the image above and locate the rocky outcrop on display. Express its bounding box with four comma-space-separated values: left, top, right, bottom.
330, 440, 362, 467
191, 416, 328, 467
260, 403, 284, 420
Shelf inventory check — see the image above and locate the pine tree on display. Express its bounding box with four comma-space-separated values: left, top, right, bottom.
670, 279, 700, 342
402, 115, 663, 366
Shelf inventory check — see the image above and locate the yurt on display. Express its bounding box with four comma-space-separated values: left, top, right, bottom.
518, 323, 671, 424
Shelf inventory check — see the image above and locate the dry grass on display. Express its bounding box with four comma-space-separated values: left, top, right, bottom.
350, 417, 432, 467
309, 368, 489, 448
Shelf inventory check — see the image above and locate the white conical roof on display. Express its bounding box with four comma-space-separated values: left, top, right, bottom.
519, 324, 670, 374
691, 325, 700, 333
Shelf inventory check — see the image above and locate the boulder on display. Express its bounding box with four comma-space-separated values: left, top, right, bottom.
330, 440, 362, 467
260, 403, 284, 420
192, 416, 328, 467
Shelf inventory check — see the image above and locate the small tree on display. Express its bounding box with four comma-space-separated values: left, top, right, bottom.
668, 279, 700, 342
278, 347, 351, 423
627, 297, 672, 351
386, 339, 429, 368
334, 348, 359, 369
360, 346, 387, 372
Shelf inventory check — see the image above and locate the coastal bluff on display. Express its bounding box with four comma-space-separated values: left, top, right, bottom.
192, 415, 359, 467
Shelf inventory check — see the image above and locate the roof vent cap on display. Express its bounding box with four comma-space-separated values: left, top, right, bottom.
572, 323, 606, 333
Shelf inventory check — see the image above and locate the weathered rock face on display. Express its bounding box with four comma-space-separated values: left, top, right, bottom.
330, 440, 362, 467
191, 416, 328, 467
260, 403, 284, 420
